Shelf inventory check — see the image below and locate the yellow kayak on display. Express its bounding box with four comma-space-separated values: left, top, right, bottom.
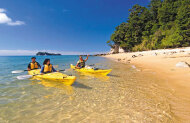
28, 69, 76, 86
70, 64, 112, 76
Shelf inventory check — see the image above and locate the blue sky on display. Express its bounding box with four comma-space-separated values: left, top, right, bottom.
0, 0, 150, 55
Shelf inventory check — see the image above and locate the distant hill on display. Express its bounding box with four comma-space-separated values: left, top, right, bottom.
36, 52, 61, 56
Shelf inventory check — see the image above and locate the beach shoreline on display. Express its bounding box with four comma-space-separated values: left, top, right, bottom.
103, 47, 190, 121
103, 47, 190, 92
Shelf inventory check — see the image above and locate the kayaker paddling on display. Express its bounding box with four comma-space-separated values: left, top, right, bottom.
76, 55, 89, 69
41, 59, 57, 74
28, 57, 41, 71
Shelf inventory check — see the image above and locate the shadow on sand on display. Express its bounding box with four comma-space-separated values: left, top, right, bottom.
73, 81, 92, 89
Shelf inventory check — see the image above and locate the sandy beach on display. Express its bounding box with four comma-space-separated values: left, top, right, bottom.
104, 47, 190, 91
104, 47, 190, 121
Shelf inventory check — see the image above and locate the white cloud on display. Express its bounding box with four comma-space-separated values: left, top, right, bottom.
0, 50, 36, 56
0, 12, 11, 23
0, 50, 107, 56
0, 8, 25, 26
0, 8, 6, 13
7, 21, 25, 26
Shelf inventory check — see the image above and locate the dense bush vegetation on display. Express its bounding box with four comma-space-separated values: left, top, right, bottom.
107, 0, 190, 52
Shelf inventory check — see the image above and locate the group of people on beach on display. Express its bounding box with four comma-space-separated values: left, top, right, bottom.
27, 55, 89, 73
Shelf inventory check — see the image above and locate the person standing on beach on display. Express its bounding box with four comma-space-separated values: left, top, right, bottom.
76, 55, 89, 68
27, 57, 41, 71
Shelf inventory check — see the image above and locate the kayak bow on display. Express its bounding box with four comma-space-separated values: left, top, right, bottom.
70, 64, 112, 76
28, 69, 76, 86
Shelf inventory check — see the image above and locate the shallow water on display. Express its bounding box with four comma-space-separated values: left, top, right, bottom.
0, 56, 189, 122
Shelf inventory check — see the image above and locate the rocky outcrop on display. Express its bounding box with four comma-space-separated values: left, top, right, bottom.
110, 45, 119, 53
93, 54, 107, 56
110, 44, 125, 54
132, 55, 137, 58
36, 52, 61, 56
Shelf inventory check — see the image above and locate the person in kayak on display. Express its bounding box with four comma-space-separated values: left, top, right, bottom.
76, 55, 89, 68
41, 58, 57, 74
27, 57, 41, 71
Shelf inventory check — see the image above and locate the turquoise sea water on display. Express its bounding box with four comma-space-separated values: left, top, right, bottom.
0, 56, 189, 122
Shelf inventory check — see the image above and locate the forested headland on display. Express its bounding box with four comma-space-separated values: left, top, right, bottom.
107, 0, 190, 52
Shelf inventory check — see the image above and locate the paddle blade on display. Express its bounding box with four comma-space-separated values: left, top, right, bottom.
17, 75, 33, 80
89, 64, 95, 66
59, 69, 65, 72
12, 70, 25, 74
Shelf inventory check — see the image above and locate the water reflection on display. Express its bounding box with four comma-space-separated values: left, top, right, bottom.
30, 77, 74, 96
38, 80, 74, 94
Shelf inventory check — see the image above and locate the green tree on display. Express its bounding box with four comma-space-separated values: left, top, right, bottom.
107, 0, 190, 52
158, 0, 180, 29
107, 22, 128, 50
176, 0, 190, 46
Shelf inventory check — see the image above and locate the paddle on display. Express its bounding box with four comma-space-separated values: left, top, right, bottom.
17, 75, 34, 80
12, 70, 28, 74
12, 65, 59, 74
57, 69, 65, 72
89, 64, 95, 67
16, 69, 65, 80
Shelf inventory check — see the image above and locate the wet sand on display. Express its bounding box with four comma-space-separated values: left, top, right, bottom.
104, 47, 190, 121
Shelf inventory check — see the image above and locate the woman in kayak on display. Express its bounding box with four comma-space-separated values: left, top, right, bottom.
76, 55, 89, 69
41, 58, 57, 74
